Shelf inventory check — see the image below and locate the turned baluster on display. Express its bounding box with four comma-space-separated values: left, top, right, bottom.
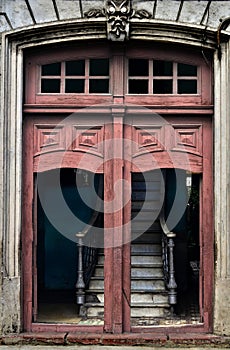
76, 232, 85, 305
167, 233, 177, 311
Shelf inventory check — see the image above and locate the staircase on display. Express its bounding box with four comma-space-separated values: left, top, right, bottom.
80, 171, 170, 322
131, 171, 170, 325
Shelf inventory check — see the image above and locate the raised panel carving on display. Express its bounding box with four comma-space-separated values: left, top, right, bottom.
133, 126, 164, 155
72, 126, 104, 156
172, 125, 202, 156
34, 124, 65, 155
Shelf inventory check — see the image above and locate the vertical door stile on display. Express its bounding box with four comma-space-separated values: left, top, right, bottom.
103, 121, 114, 333
32, 176, 38, 322
201, 119, 214, 331
111, 46, 126, 333
199, 174, 204, 322
123, 120, 132, 332
112, 113, 124, 333
22, 117, 34, 331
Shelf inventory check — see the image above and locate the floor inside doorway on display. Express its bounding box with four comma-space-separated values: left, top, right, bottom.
37, 290, 104, 325
37, 303, 103, 325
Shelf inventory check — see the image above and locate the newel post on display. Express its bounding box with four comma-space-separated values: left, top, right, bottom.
76, 232, 85, 305
167, 233, 177, 309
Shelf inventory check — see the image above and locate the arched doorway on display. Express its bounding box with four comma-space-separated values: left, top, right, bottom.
22, 41, 213, 333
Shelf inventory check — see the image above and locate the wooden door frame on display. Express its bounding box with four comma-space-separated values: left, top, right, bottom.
22, 42, 213, 334
22, 113, 213, 334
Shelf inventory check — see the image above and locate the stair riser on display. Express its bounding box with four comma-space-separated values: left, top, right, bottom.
132, 223, 162, 234
86, 307, 104, 318
132, 202, 162, 210
132, 192, 163, 201
131, 255, 162, 265
131, 308, 169, 318
131, 244, 162, 254
131, 293, 168, 304
132, 181, 162, 191
131, 267, 163, 278
132, 172, 162, 181
94, 268, 104, 277
131, 280, 165, 291
89, 280, 104, 289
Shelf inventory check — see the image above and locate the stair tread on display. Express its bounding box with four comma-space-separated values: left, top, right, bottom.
132, 230, 161, 235
131, 276, 164, 280
131, 252, 161, 256
131, 263, 163, 267
131, 289, 166, 293
131, 302, 169, 307
132, 209, 161, 213
131, 290, 168, 294
83, 302, 104, 307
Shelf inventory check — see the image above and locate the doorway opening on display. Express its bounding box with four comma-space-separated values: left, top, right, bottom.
35, 168, 104, 324
165, 169, 201, 325
130, 169, 201, 326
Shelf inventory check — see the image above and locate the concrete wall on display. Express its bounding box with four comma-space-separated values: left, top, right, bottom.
0, 0, 230, 336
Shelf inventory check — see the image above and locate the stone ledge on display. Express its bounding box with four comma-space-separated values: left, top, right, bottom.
1, 332, 230, 347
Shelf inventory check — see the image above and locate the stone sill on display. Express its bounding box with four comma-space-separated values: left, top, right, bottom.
1, 332, 230, 347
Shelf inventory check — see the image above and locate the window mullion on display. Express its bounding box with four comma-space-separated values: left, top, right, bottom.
85, 59, 89, 94
173, 62, 177, 94
149, 59, 153, 94
60, 62, 65, 94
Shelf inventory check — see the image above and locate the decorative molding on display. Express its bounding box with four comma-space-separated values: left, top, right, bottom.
72, 126, 104, 156
34, 124, 65, 155
84, 0, 151, 41
172, 125, 202, 157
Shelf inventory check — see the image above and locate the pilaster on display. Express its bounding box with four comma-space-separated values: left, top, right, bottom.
214, 40, 230, 335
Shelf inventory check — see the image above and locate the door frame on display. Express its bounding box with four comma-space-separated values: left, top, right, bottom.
22, 113, 213, 333
22, 42, 213, 334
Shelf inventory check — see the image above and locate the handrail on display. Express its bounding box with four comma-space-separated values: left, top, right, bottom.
160, 213, 176, 238
159, 210, 177, 311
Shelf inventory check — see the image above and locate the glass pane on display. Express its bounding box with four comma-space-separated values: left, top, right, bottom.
65, 79, 85, 93
128, 80, 148, 94
65, 60, 85, 76
153, 60, 173, 76
41, 79, 60, 93
41, 63, 61, 76
153, 80, 173, 94
89, 59, 109, 76
178, 80, 197, 94
129, 59, 149, 76
178, 63, 197, 76
89, 79, 109, 93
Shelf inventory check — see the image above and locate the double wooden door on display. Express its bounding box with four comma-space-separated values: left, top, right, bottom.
22, 109, 213, 333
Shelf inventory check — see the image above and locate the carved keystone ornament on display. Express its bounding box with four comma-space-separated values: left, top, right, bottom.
85, 0, 151, 41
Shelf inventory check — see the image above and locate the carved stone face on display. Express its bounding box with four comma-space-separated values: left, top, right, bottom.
106, 0, 131, 39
